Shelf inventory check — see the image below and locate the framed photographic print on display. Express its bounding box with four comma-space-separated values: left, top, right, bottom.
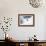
18, 14, 35, 27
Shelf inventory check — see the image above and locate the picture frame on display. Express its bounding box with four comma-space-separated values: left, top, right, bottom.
18, 14, 35, 27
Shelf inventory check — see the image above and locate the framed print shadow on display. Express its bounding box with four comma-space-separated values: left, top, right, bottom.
18, 14, 35, 27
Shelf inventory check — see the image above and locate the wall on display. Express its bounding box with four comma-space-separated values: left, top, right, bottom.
0, 0, 46, 40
